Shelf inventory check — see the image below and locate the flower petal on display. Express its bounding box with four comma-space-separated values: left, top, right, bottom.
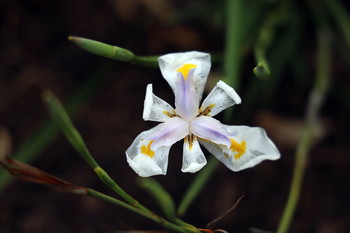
174, 69, 200, 120
126, 128, 171, 177
158, 51, 211, 101
199, 81, 241, 117
200, 126, 280, 172
146, 117, 189, 150
191, 116, 235, 148
181, 135, 207, 173
143, 84, 177, 122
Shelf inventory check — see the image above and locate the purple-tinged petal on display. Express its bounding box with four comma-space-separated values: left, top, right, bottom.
199, 126, 280, 172
174, 69, 200, 120
191, 116, 235, 148
146, 117, 190, 150
158, 51, 211, 101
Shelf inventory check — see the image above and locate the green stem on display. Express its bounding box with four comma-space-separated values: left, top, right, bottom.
94, 167, 149, 212
223, 0, 244, 90
87, 189, 189, 233
276, 29, 331, 233
322, 0, 350, 51
276, 124, 312, 233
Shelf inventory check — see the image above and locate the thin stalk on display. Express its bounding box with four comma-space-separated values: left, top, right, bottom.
87, 188, 190, 233
322, 0, 350, 51
276, 29, 331, 233
93, 166, 148, 211
223, 0, 244, 91
276, 124, 312, 233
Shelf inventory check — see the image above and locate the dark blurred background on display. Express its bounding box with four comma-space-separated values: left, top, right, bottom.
0, 0, 350, 232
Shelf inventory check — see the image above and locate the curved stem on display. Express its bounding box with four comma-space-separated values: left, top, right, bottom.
277, 29, 331, 233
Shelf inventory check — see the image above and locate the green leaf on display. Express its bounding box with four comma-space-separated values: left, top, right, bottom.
42, 90, 98, 169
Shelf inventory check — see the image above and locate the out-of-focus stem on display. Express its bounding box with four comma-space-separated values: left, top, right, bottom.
223, 0, 244, 91
276, 29, 331, 233
322, 0, 350, 51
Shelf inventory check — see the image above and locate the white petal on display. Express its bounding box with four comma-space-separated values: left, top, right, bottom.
143, 84, 176, 122
158, 51, 211, 101
126, 128, 171, 177
181, 135, 207, 173
200, 126, 280, 172
199, 80, 241, 117
146, 117, 189, 150
191, 116, 235, 148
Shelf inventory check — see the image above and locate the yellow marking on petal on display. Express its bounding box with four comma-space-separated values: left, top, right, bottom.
184, 134, 195, 150
229, 139, 246, 160
140, 140, 155, 158
163, 110, 179, 118
177, 64, 197, 79
198, 104, 215, 116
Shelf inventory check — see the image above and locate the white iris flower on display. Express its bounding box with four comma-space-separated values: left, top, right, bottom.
126, 51, 280, 177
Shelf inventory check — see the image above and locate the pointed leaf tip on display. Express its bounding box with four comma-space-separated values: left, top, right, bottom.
68, 35, 85, 43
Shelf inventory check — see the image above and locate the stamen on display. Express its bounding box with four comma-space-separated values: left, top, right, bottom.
140, 140, 155, 158
198, 104, 215, 116
229, 139, 246, 160
177, 64, 197, 79
163, 110, 179, 118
